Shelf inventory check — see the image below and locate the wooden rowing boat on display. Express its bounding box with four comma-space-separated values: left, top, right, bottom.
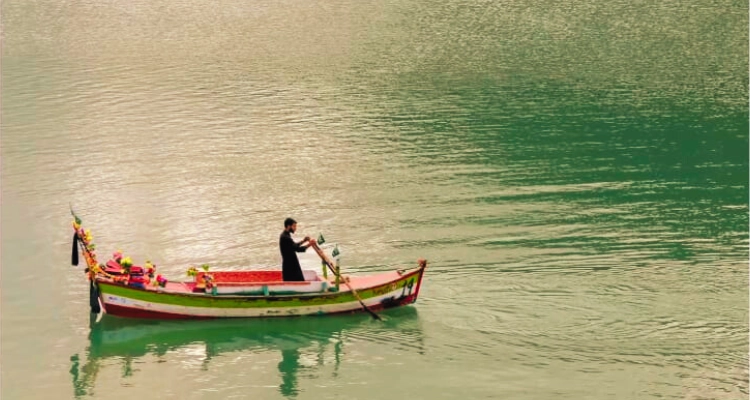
71, 213, 427, 319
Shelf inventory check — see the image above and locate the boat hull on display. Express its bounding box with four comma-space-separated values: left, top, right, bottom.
97, 267, 425, 319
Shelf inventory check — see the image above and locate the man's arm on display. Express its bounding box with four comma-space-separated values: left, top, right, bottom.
294, 237, 314, 252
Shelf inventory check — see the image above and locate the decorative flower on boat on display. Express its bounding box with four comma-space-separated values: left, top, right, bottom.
145, 261, 156, 278
203, 274, 214, 289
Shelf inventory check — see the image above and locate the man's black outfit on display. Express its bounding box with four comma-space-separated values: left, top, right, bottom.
280, 230, 307, 281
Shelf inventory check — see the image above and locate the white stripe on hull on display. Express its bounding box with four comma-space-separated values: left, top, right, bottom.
101, 287, 411, 318
212, 281, 327, 295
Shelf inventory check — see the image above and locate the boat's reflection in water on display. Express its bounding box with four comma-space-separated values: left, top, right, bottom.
70, 307, 423, 398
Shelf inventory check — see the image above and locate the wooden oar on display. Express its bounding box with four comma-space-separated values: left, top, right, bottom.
309, 241, 382, 321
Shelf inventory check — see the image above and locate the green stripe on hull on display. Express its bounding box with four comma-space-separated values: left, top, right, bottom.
98, 271, 422, 310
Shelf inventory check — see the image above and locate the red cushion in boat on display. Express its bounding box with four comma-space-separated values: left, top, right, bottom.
196, 271, 284, 283
129, 275, 149, 284
129, 266, 144, 275
105, 260, 125, 275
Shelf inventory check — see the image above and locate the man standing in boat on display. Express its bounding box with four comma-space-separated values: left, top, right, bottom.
280, 218, 314, 281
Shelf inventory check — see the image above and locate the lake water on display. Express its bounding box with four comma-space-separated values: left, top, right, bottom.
1, 0, 748, 399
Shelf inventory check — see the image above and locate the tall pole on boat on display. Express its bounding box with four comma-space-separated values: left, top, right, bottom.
309, 242, 382, 321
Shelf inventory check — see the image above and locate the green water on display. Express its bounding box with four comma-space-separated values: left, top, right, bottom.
1, 0, 748, 399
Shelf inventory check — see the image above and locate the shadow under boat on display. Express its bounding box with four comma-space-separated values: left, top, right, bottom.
70, 307, 424, 398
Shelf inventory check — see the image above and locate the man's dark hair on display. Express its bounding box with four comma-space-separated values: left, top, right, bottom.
284, 218, 297, 227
